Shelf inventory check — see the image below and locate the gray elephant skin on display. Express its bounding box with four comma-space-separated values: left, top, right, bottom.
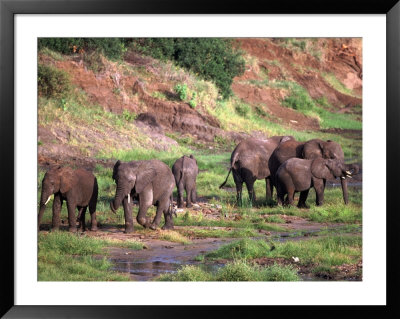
276, 158, 357, 207
38, 166, 98, 232
172, 155, 199, 208
219, 136, 294, 205
269, 138, 359, 206
110, 159, 175, 233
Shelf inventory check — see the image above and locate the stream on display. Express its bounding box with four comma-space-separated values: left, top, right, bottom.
108, 224, 360, 281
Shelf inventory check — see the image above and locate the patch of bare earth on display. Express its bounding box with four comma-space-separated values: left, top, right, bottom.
232, 38, 362, 131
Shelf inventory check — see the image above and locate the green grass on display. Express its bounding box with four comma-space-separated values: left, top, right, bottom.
158, 230, 192, 244
266, 235, 361, 266
37, 232, 145, 281
205, 238, 271, 260
156, 260, 299, 281
322, 72, 361, 98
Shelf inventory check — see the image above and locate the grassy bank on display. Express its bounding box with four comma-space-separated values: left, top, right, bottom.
38, 232, 144, 281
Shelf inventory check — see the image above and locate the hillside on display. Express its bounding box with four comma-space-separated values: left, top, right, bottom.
38, 38, 362, 169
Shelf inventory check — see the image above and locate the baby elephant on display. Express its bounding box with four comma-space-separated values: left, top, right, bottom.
38, 166, 98, 232
172, 155, 199, 208
276, 158, 357, 207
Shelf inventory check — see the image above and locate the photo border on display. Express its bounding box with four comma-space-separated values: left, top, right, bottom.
1, 0, 399, 317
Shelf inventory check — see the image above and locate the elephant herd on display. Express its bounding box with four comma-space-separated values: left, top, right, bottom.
38, 136, 359, 233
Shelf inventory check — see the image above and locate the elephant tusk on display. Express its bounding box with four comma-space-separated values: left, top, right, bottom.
128, 193, 130, 204
340, 176, 345, 180
346, 170, 352, 175
347, 175, 352, 179
44, 195, 52, 205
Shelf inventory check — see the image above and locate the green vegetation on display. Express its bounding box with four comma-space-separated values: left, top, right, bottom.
38, 64, 71, 98
206, 238, 271, 260
37, 232, 146, 281
174, 83, 188, 101
129, 38, 245, 98
322, 72, 360, 98
158, 231, 191, 244
38, 38, 127, 60
156, 261, 299, 281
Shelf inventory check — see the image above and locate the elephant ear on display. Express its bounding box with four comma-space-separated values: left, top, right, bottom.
303, 139, 324, 159
135, 166, 157, 193
112, 160, 121, 181
311, 158, 335, 180
60, 168, 78, 194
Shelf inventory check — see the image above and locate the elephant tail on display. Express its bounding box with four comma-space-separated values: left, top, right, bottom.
219, 152, 238, 189
219, 167, 232, 189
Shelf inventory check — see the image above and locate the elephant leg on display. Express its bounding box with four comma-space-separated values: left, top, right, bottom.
89, 208, 98, 232
51, 194, 62, 231
233, 171, 243, 206
136, 191, 152, 228
297, 190, 310, 208
286, 187, 295, 206
177, 181, 185, 208
265, 177, 273, 201
191, 186, 197, 204
245, 180, 256, 205
277, 190, 285, 206
185, 184, 192, 208
150, 201, 168, 230
66, 200, 77, 232
78, 206, 87, 232
122, 196, 134, 233
313, 178, 325, 206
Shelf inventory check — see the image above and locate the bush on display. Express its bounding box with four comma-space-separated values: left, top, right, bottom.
38, 64, 71, 98
235, 101, 251, 117
130, 38, 245, 99
38, 38, 127, 60
174, 83, 188, 101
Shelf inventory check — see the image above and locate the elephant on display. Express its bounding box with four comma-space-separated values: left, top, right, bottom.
276, 158, 358, 207
172, 155, 199, 208
38, 166, 98, 232
269, 138, 359, 206
110, 159, 175, 233
219, 135, 294, 205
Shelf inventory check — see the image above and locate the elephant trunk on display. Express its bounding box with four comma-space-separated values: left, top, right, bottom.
38, 188, 52, 230
38, 204, 46, 231
110, 184, 125, 214
340, 177, 349, 205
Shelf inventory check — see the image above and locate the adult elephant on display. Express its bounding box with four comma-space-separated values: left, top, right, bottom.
219, 135, 294, 205
269, 138, 359, 206
110, 159, 175, 233
38, 166, 98, 232
276, 158, 358, 206
172, 155, 199, 208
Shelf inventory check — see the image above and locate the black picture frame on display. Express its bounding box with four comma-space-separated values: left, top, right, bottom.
1, 0, 399, 317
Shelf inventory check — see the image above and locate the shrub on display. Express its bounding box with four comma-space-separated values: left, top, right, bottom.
235, 101, 251, 117
38, 38, 127, 60
174, 83, 188, 101
282, 82, 316, 111
38, 64, 71, 98
130, 38, 245, 99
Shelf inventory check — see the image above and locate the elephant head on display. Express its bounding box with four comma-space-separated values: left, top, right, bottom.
311, 158, 358, 181
110, 160, 156, 213
303, 139, 344, 161
303, 139, 355, 204
38, 166, 76, 229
